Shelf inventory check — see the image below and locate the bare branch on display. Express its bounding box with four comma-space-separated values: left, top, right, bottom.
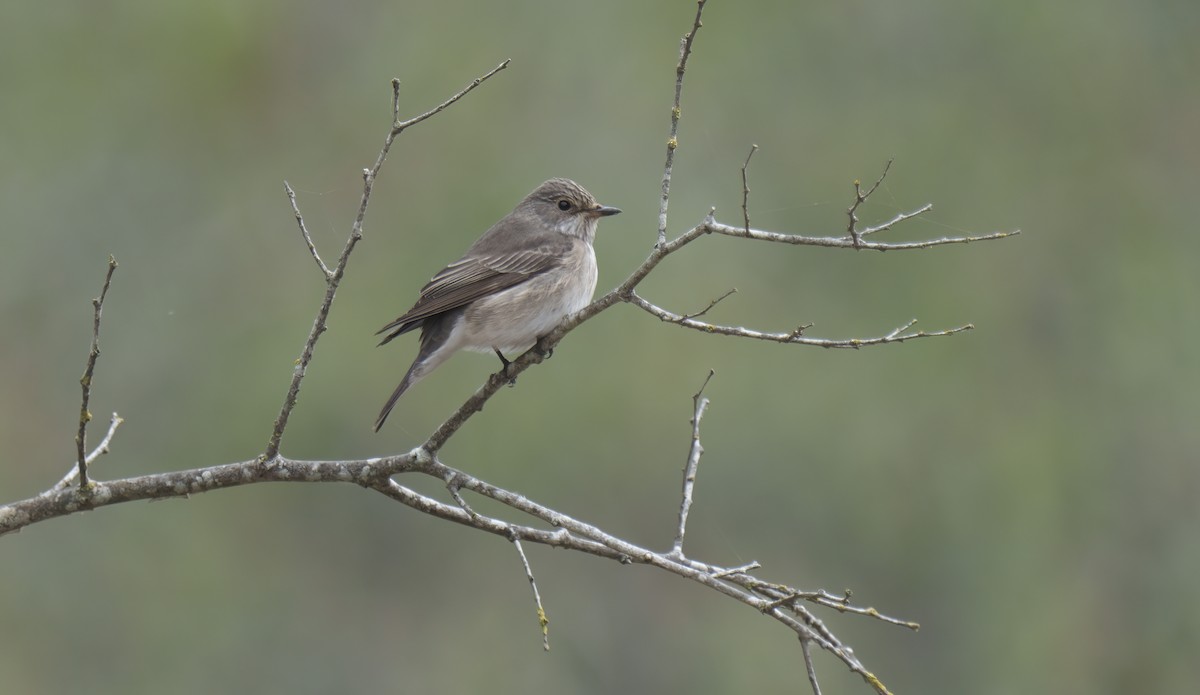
366, 472, 630, 562
658, 0, 708, 248
408, 456, 908, 693
6, 432, 914, 694
801, 638, 823, 695
263, 61, 510, 462
510, 535, 550, 651
420, 352, 550, 453
708, 217, 1020, 250
284, 181, 331, 278
628, 291, 974, 348
2, 452, 912, 633
669, 370, 714, 560
75, 256, 117, 489
741, 144, 758, 233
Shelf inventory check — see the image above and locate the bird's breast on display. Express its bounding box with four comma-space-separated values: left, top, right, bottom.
461, 241, 597, 353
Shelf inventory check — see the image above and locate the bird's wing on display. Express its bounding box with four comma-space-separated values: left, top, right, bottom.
376, 240, 571, 343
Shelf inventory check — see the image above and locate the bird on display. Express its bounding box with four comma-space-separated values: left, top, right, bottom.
373, 178, 621, 431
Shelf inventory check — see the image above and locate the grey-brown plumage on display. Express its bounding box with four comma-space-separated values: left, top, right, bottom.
374, 178, 620, 431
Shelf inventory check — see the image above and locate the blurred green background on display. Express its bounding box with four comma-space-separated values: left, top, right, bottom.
2, 1, 1197, 693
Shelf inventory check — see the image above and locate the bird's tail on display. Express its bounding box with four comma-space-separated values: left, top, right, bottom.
374, 310, 462, 432
373, 365, 420, 432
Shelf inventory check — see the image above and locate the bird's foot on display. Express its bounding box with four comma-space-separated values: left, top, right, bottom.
532, 336, 554, 360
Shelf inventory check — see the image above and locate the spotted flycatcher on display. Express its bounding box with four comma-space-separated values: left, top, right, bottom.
373, 178, 621, 431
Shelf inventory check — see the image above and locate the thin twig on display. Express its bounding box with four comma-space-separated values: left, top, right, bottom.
657, 0, 707, 248
262, 61, 509, 463
848, 158, 894, 248
885, 319, 918, 340
741, 144, 758, 233
752, 583, 920, 630
55, 412, 124, 491
710, 561, 761, 579
410, 457, 903, 694
75, 256, 117, 489
670, 370, 714, 559
284, 181, 331, 278
681, 288, 737, 320
860, 203, 933, 238
629, 291, 974, 348
708, 217, 1020, 250
510, 535, 550, 651
392, 60, 509, 132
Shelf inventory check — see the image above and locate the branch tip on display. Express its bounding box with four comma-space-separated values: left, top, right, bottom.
393, 59, 510, 133
284, 181, 332, 277
657, 0, 708, 247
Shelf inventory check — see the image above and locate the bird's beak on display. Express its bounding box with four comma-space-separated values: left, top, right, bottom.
591, 205, 622, 217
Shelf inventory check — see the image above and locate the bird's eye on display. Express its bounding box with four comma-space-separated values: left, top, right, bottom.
557, 199, 572, 211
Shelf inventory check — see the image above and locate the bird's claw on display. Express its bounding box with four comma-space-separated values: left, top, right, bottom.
532, 338, 554, 360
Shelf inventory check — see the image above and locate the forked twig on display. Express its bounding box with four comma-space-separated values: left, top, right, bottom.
848, 158, 894, 247
75, 256, 117, 488
57, 412, 124, 491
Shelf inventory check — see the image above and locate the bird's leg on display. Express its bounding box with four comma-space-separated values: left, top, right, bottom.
493, 348, 517, 386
